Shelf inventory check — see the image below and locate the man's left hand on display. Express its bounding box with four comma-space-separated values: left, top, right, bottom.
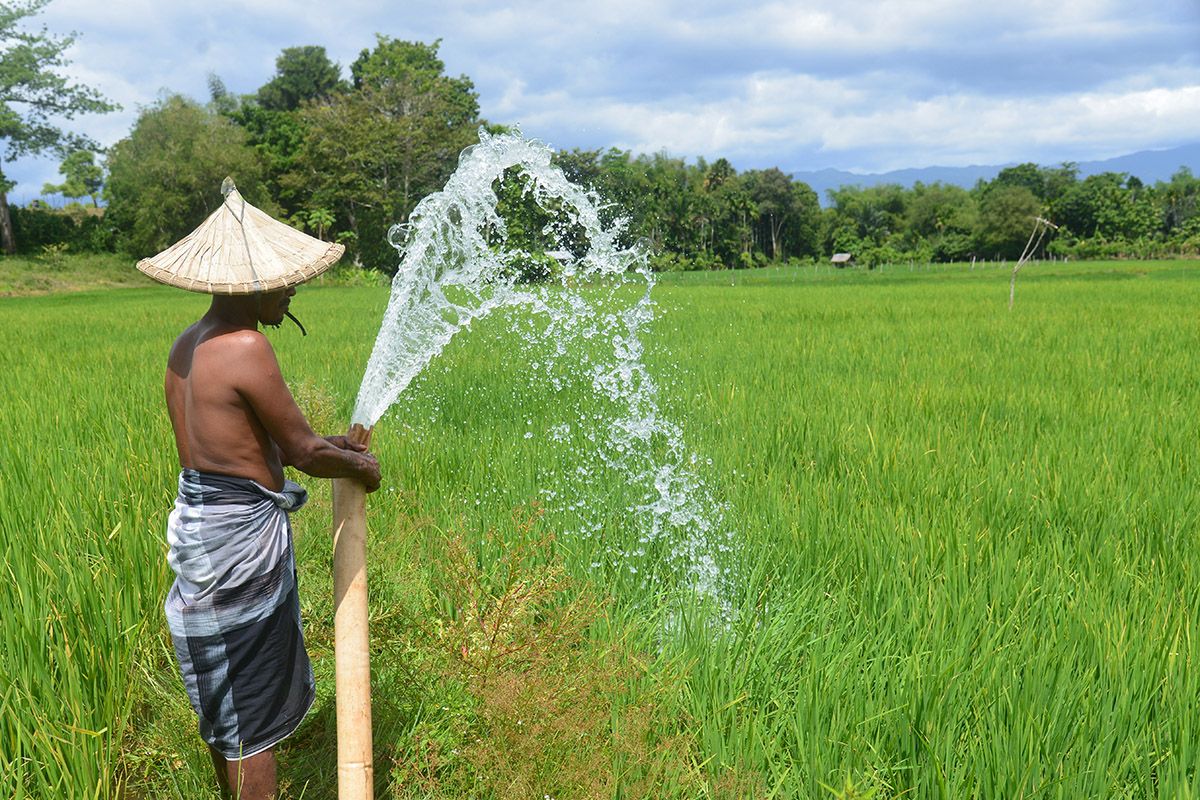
325, 435, 369, 453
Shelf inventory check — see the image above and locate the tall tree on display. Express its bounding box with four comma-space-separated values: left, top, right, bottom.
1156, 167, 1200, 239
288, 37, 482, 269
906, 182, 977, 261
41, 148, 102, 206
232, 103, 309, 211
784, 180, 821, 259
256, 45, 344, 112
206, 73, 239, 116
1052, 172, 1157, 242
105, 95, 269, 256
0, 0, 116, 252
976, 184, 1042, 259
700, 158, 756, 265
824, 184, 907, 254
742, 168, 794, 260
992, 163, 1047, 200
1041, 162, 1078, 206
739, 168, 821, 261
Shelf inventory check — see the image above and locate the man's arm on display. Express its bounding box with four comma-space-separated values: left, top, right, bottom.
275, 436, 369, 467
231, 332, 381, 491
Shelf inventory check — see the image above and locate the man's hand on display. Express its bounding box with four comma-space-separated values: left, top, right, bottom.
326, 435, 381, 492
355, 452, 382, 493
324, 435, 368, 453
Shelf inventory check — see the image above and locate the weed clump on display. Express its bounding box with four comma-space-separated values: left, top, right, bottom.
392, 504, 706, 799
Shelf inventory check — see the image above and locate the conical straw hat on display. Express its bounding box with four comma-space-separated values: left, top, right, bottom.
136, 178, 345, 294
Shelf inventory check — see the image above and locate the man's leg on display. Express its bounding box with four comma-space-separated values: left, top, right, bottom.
208, 745, 232, 798
208, 744, 277, 800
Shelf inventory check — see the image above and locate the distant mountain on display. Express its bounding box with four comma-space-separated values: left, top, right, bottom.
794, 143, 1200, 205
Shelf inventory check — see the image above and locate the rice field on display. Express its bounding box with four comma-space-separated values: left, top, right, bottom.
1, 258, 1198, 798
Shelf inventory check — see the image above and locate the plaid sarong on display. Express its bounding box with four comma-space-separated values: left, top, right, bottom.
164, 468, 315, 760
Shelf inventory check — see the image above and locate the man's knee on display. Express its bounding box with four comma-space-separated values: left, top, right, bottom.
211, 746, 277, 800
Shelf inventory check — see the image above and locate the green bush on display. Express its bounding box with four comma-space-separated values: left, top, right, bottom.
649, 252, 722, 272
1049, 236, 1176, 261
648, 252, 684, 272
8, 206, 115, 255
498, 249, 560, 284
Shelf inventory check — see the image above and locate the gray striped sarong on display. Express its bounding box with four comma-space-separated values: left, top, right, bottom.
164, 468, 315, 760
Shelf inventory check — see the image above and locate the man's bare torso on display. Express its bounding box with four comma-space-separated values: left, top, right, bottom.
165, 319, 286, 491
164, 290, 379, 496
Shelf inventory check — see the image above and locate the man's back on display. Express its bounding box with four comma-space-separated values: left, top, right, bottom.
165, 317, 287, 490
164, 293, 380, 496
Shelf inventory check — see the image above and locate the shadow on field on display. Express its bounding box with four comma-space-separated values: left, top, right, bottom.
281, 692, 413, 799
280, 697, 339, 798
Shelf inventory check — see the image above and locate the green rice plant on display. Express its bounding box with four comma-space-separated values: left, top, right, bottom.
2, 260, 1200, 798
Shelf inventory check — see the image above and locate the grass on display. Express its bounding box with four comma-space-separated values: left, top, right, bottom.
0, 258, 1198, 797
0, 251, 152, 295
0, 252, 391, 297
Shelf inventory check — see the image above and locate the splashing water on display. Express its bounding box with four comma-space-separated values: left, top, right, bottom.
352, 129, 734, 608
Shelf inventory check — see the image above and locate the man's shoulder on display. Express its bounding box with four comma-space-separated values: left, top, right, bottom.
172, 322, 272, 353
210, 329, 280, 374
175, 326, 278, 375
208, 328, 272, 351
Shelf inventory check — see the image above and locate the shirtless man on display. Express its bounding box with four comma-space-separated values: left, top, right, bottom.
163, 285, 380, 800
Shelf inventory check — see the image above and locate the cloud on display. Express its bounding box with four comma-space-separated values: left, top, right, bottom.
3, 0, 1198, 200
496, 65, 1200, 173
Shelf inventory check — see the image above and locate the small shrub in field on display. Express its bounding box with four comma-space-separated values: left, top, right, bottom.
309, 263, 391, 289
39, 241, 70, 269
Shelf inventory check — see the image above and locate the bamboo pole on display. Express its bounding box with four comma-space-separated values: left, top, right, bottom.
1009, 216, 1058, 310
332, 423, 374, 799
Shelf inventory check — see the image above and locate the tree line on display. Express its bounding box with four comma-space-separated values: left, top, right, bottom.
4, 11, 1199, 270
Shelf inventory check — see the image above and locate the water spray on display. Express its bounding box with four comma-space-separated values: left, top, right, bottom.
330, 129, 733, 798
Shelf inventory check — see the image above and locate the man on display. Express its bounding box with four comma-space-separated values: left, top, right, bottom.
139, 180, 379, 799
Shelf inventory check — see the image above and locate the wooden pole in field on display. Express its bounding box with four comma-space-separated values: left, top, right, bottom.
1009, 216, 1058, 310
332, 423, 374, 799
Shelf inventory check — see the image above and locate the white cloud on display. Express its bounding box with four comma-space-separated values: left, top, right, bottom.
2, 0, 1198, 200
490, 64, 1200, 172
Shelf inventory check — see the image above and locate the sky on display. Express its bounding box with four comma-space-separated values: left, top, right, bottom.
9, 0, 1200, 201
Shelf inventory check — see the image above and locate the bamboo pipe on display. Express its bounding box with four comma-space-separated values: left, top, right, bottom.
332, 423, 374, 799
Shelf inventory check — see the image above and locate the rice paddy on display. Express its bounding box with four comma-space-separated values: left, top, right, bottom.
1, 258, 1198, 798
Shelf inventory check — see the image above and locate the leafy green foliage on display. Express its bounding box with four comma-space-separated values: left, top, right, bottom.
905, 182, 977, 262
976, 184, 1042, 259
8, 203, 111, 254
1052, 171, 1160, 242
228, 103, 308, 210
552, 149, 823, 270
255, 45, 345, 112
0, 0, 116, 166
349, 36, 478, 127
743, 166, 821, 259
41, 149, 103, 206
18, 30, 1198, 269
285, 38, 482, 270
822, 184, 909, 265
991, 162, 1048, 199
0, 0, 115, 251
303, 206, 334, 240
104, 95, 270, 256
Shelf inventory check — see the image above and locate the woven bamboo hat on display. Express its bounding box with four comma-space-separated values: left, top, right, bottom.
136, 178, 344, 294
